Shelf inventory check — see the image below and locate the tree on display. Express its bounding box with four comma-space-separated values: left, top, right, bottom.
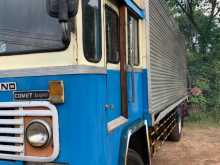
166, 0, 220, 54
165, 0, 220, 110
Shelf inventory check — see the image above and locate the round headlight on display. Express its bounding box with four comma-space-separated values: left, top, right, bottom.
26, 120, 52, 148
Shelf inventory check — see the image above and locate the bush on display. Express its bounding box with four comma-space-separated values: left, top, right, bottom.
189, 95, 207, 107
185, 108, 220, 127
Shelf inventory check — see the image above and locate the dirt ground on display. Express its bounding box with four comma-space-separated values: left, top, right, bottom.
152, 125, 220, 165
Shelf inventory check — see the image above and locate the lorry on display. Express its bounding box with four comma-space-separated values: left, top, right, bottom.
0, 0, 187, 165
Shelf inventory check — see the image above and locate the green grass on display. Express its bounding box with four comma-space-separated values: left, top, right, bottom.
184, 110, 220, 128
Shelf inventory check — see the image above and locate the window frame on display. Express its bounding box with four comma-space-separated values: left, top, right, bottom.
105, 2, 120, 65
127, 11, 140, 67
81, 0, 102, 63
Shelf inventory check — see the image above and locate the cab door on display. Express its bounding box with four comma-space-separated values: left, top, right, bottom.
126, 11, 143, 119
105, 1, 128, 128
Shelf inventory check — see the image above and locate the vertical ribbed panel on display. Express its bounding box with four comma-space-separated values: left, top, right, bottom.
0, 108, 24, 155
149, 0, 187, 113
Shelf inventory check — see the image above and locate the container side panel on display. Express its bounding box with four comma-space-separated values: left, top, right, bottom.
149, 0, 187, 113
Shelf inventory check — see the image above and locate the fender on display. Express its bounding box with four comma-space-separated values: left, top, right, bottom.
119, 119, 151, 165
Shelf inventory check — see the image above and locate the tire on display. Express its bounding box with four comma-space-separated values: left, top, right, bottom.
168, 110, 183, 142
127, 149, 144, 165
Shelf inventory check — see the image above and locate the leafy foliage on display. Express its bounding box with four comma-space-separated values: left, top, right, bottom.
189, 95, 207, 107
165, 0, 220, 113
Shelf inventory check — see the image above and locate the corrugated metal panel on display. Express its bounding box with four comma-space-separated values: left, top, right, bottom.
148, 0, 187, 113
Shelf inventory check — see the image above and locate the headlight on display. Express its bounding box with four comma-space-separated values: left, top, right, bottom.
26, 120, 52, 148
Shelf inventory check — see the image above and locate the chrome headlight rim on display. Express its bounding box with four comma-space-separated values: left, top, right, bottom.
25, 119, 52, 148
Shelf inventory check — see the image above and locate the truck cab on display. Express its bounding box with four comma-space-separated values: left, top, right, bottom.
0, 0, 187, 165
0, 0, 150, 165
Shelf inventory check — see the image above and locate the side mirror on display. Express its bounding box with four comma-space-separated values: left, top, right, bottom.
47, 0, 79, 19
47, 0, 79, 45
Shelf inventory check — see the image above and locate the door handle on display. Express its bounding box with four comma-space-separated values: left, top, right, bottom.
105, 104, 114, 111
131, 67, 135, 103
130, 65, 135, 103
127, 64, 135, 103
128, 20, 135, 103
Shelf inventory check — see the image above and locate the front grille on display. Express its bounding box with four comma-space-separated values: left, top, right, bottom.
0, 101, 59, 162
0, 108, 24, 156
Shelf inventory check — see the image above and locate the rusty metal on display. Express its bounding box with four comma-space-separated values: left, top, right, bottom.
150, 112, 176, 136
152, 123, 176, 156
119, 5, 128, 118
150, 111, 177, 156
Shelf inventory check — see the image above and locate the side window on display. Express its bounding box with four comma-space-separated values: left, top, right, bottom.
82, 0, 101, 63
105, 5, 120, 64
127, 13, 139, 66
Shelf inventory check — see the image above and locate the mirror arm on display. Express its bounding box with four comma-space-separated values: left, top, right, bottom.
58, 0, 69, 23
61, 22, 71, 45
59, 0, 71, 45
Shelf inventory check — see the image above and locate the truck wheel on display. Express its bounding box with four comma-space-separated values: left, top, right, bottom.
127, 149, 144, 165
168, 110, 182, 142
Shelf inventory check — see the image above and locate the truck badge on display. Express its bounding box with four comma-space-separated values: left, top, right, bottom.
0, 82, 17, 91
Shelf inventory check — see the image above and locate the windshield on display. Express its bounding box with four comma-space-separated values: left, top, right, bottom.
0, 0, 65, 55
